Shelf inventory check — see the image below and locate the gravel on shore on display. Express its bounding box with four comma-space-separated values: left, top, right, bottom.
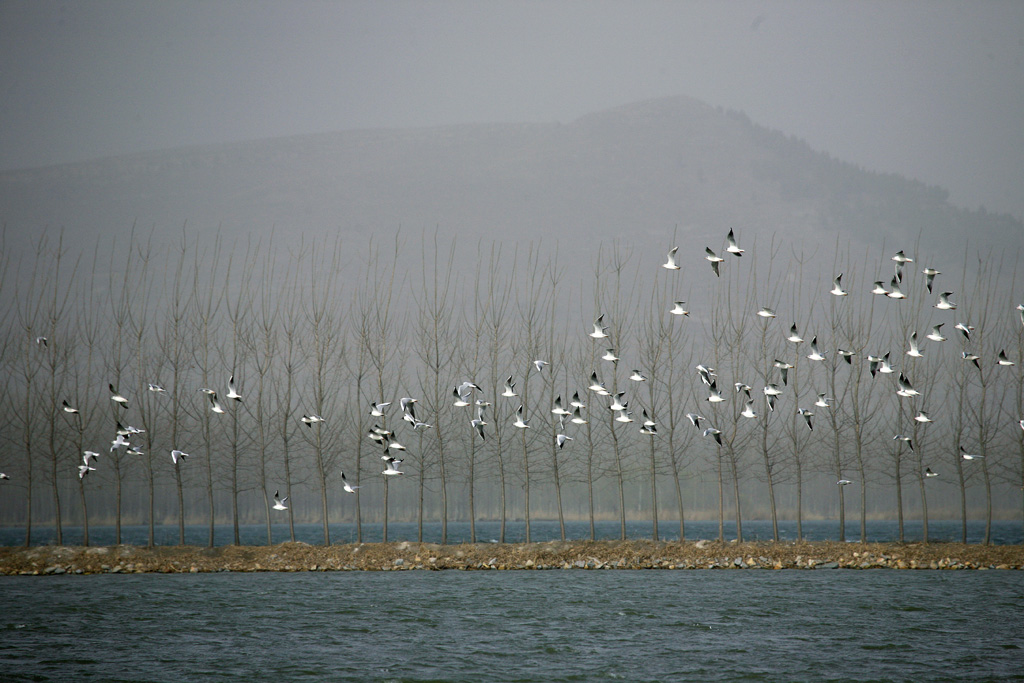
3, 540, 1023, 575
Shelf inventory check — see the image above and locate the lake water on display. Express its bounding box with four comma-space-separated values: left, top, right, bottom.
2, 570, 1022, 682
2, 518, 1022, 547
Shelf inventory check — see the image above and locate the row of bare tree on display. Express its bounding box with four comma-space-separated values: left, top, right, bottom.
1, 228, 1022, 546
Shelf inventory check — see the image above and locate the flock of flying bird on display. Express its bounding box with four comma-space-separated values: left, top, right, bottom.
3, 229, 1023, 506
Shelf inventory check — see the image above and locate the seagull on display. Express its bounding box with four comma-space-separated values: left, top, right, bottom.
370, 401, 391, 417
798, 408, 814, 431
588, 372, 608, 394
837, 348, 854, 364
740, 400, 757, 419
551, 395, 571, 416
757, 307, 776, 319
400, 397, 418, 420
109, 384, 129, 409
997, 350, 1015, 366
896, 373, 920, 398
272, 490, 289, 510
703, 427, 723, 446
198, 387, 216, 395
787, 324, 804, 344
686, 413, 704, 428
773, 359, 794, 385
209, 392, 225, 414
925, 468, 939, 478
601, 348, 620, 364
641, 409, 656, 428
907, 332, 924, 358
662, 246, 681, 270
148, 383, 166, 393
639, 423, 658, 436
570, 391, 586, 408
927, 324, 947, 342
815, 394, 833, 408
670, 301, 690, 316
878, 353, 894, 375
892, 250, 914, 264
533, 360, 549, 373
82, 451, 99, 465
954, 322, 973, 341
935, 292, 957, 310
837, 479, 853, 486
763, 383, 782, 396
734, 382, 752, 398
962, 351, 981, 370
471, 418, 487, 440
807, 336, 826, 361
590, 315, 609, 339
170, 449, 190, 465
629, 370, 648, 382
609, 392, 628, 412
887, 277, 906, 299
830, 274, 848, 296
1019, 419, 1024, 431
914, 410, 933, 424
78, 464, 96, 479
301, 414, 325, 427
705, 247, 724, 276
556, 433, 573, 449
226, 374, 242, 401
960, 447, 984, 461
453, 386, 472, 407
570, 406, 588, 425
110, 434, 130, 452
35, 336, 47, 347
867, 354, 884, 377
501, 376, 517, 398
706, 381, 725, 403
766, 394, 779, 413
893, 434, 914, 451
614, 409, 634, 424
0, 473, 9, 480
412, 419, 433, 430
513, 405, 531, 429
922, 268, 940, 293
726, 229, 744, 256
871, 281, 889, 296
384, 438, 406, 452
695, 364, 716, 386
341, 472, 361, 493
1018, 303, 1024, 328
382, 457, 405, 476
62, 400, 79, 414
126, 446, 144, 456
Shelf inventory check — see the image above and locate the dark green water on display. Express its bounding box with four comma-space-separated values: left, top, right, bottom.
2, 570, 1022, 682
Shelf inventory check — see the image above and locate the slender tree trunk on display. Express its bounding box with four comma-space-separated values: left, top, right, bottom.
649, 438, 659, 541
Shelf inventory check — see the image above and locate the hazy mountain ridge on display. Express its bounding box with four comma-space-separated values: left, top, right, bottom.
1, 95, 1019, 254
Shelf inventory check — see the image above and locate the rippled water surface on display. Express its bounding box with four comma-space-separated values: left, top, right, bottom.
3, 570, 1023, 682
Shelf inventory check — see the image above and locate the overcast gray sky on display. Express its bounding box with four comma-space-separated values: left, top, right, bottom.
1, 0, 1022, 218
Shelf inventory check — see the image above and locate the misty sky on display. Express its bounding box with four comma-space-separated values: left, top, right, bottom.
1, 0, 1022, 219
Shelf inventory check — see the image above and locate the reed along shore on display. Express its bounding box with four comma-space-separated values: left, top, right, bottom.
2, 540, 1023, 575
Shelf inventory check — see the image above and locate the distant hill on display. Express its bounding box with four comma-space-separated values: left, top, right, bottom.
1, 95, 1019, 256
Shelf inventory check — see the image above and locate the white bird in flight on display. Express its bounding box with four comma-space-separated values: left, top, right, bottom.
533, 359, 549, 373
226, 374, 242, 401
726, 229, 744, 257
62, 400, 79, 414
662, 246, 681, 270
109, 384, 129, 409
272, 490, 289, 510
907, 332, 923, 358
830, 274, 848, 296
341, 472, 361, 493
927, 324, 947, 342
705, 247, 724, 277
922, 267, 940, 293
589, 315, 609, 339
513, 405, 530, 429
670, 301, 689, 316
171, 449, 190, 465
806, 336, 826, 362
787, 324, 804, 344
935, 292, 957, 310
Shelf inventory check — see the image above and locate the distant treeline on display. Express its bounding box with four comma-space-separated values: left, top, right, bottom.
1, 227, 1022, 547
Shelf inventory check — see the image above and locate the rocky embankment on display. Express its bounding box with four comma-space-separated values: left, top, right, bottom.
2, 540, 1022, 575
